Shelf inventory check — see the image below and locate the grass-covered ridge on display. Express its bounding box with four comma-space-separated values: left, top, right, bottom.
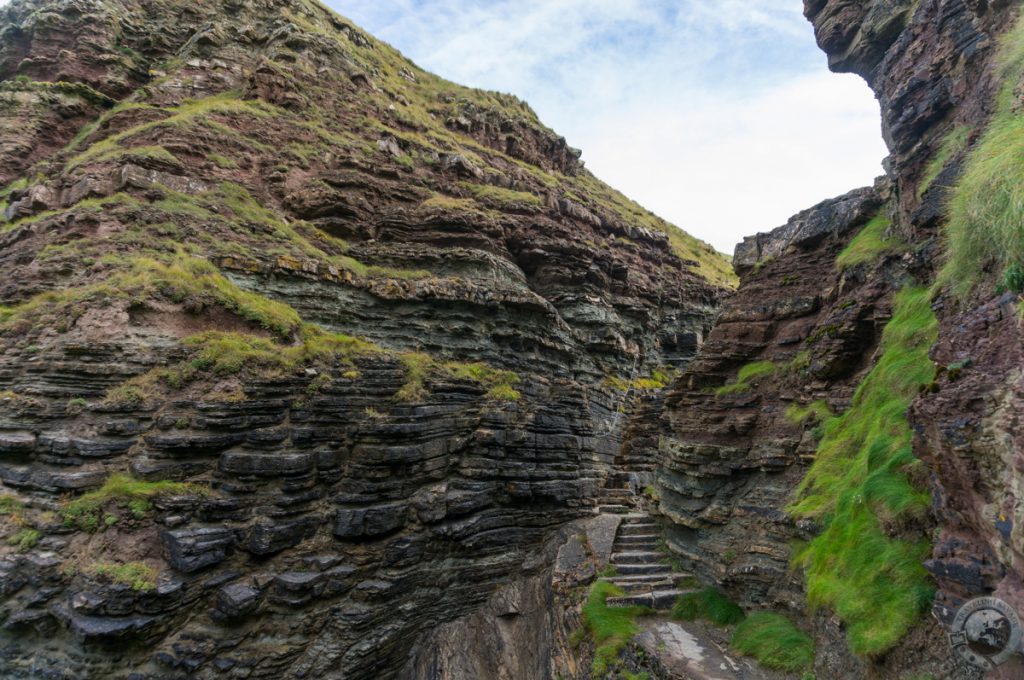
940, 13, 1024, 298
836, 215, 903, 271
293, 0, 735, 289
790, 285, 937, 656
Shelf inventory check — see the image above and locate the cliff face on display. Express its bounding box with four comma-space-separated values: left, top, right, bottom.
658, 0, 1024, 677
0, 1, 731, 677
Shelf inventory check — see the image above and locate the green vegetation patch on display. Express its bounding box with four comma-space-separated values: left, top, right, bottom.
87, 561, 158, 591
715, 360, 776, 397
785, 400, 833, 426
790, 285, 937, 656
583, 580, 651, 676
603, 366, 678, 392
447, 361, 521, 401
0, 494, 22, 516
918, 125, 972, 198
61, 474, 205, 532
671, 588, 744, 626
7, 527, 41, 552
106, 327, 377, 404
836, 216, 903, 271
940, 16, 1024, 298
458, 182, 542, 209
731, 612, 815, 672
0, 251, 302, 338
395, 353, 522, 403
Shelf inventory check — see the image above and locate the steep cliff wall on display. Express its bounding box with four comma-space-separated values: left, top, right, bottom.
0, 1, 732, 677
658, 0, 1024, 677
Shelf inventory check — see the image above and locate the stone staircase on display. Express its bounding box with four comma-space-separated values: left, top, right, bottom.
601, 514, 693, 610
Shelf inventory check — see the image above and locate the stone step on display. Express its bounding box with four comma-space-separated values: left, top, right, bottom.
599, 504, 632, 514
611, 551, 664, 565
618, 523, 658, 536
603, 577, 675, 594
614, 542, 659, 553
603, 573, 692, 589
606, 589, 691, 610
615, 534, 659, 546
600, 488, 633, 498
614, 562, 673, 575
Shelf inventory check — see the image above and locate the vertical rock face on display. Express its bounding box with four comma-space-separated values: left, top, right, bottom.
805, 0, 1017, 229
807, 0, 1024, 661
0, 0, 732, 677
658, 0, 1024, 677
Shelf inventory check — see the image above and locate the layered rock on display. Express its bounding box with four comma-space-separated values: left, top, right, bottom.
657, 1, 1024, 677
0, 0, 731, 677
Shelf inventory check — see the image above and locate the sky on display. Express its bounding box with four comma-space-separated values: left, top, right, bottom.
329, 0, 888, 254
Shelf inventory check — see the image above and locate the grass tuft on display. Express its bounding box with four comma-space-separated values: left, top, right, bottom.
940, 15, 1024, 298
731, 612, 815, 672
715, 360, 775, 397
790, 285, 937, 656
918, 125, 972, 198
786, 400, 833, 426
61, 474, 205, 532
836, 216, 902, 271
7, 528, 41, 552
87, 561, 158, 591
671, 588, 744, 626
583, 580, 651, 675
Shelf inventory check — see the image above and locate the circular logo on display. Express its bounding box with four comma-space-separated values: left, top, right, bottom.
950, 597, 1023, 670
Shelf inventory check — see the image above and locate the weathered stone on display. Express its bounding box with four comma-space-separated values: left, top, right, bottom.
162, 527, 234, 573
214, 583, 262, 619
333, 503, 407, 539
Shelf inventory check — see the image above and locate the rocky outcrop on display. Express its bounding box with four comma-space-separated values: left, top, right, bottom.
0, 0, 731, 677
804, 0, 1018, 232
656, 1, 1024, 677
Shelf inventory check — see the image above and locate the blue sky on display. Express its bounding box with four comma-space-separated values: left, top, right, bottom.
329, 0, 888, 253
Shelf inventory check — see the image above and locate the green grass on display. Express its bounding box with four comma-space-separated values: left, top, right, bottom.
731, 612, 815, 672
715, 360, 776, 397
106, 327, 378, 403
786, 400, 833, 425
458, 182, 542, 209
583, 580, 651, 675
918, 125, 972, 198
0, 495, 22, 516
1, 250, 303, 339
836, 216, 902, 270
790, 285, 938, 656
394, 353, 522, 402
604, 367, 678, 392
7, 528, 41, 552
940, 15, 1024, 298
671, 588, 744, 626
447, 362, 521, 401
61, 474, 205, 532
86, 561, 158, 591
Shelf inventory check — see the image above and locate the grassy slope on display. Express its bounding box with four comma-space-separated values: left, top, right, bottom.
302, 0, 736, 288
940, 12, 1024, 298
790, 285, 937, 656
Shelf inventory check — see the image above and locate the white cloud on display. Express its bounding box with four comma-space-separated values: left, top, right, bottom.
331, 0, 887, 253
